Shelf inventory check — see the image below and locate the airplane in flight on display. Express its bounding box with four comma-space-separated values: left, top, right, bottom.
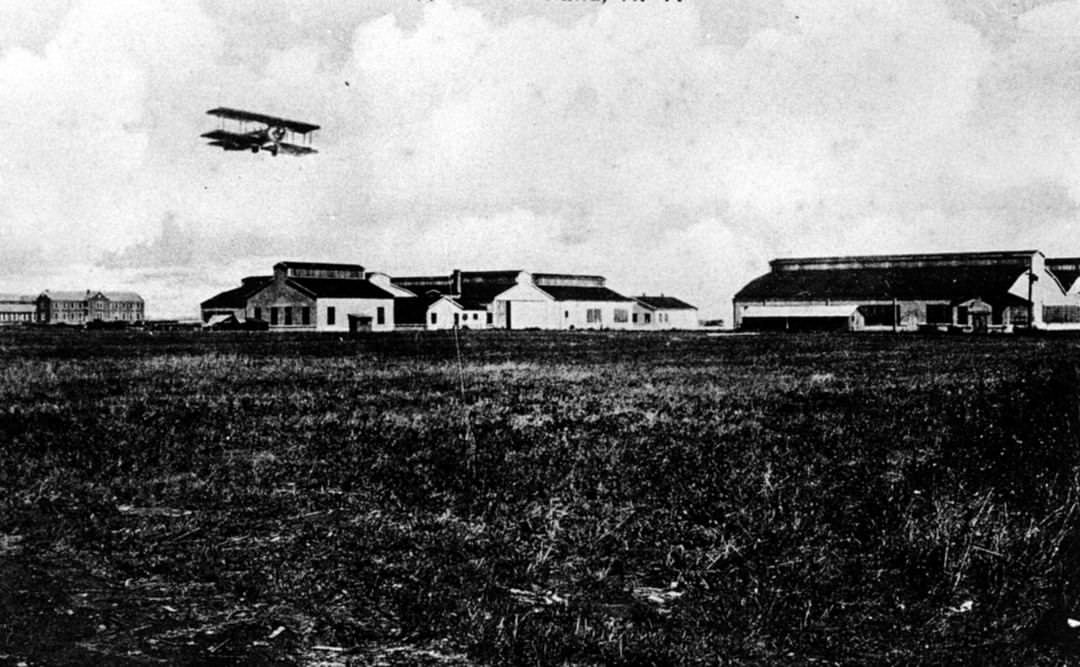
201, 107, 320, 157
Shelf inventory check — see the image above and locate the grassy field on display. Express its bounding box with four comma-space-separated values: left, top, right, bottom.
3, 329, 1080, 665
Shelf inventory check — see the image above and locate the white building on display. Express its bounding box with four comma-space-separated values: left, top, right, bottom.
205, 261, 396, 332
532, 273, 636, 330
633, 296, 700, 329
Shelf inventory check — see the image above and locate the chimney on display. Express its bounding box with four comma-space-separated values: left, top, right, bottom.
452, 269, 462, 295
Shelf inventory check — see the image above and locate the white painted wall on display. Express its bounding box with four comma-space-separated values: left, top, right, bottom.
318, 298, 395, 332
558, 300, 636, 330
653, 309, 699, 329
425, 298, 463, 330
492, 275, 556, 329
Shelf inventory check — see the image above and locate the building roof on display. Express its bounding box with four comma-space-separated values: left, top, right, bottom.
635, 296, 697, 310
41, 290, 143, 303
391, 272, 519, 308
0, 294, 35, 303
0, 302, 35, 313
287, 277, 394, 300
539, 285, 632, 302
768, 250, 1039, 271
40, 290, 89, 302
275, 261, 366, 272
394, 294, 461, 324
533, 273, 606, 287
735, 265, 1031, 303
99, 291, 144, 302
200, 276, 272, 310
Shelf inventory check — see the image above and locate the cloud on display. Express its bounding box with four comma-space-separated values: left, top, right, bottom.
5, 0, 1080, 318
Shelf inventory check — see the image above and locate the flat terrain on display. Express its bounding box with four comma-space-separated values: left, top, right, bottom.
3, 329, 1080, 665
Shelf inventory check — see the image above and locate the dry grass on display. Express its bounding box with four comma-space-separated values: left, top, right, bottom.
2, 329, 1080, 664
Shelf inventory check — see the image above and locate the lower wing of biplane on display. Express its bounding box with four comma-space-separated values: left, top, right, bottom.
202, 107, 319, 157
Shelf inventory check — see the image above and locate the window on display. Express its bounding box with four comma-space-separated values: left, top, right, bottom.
377, 307, 385, 325
253, 307, 261, 321
586, 308, 602, 323
431, 312, 438, 325
301, 307, 310, 325
956, 306, 968, 326
270, 307, 279, 325
858, 305, 898, 326
472, 313, 479, 320
925, 304, 950, 324
644, 313, 652, 324
454, 313, 460, 327
632, 313, 638, 323
614, 309, 628, 323
565, 310, 570, 319
486, 313, 493, 324
327, 306, 335, 325
285, 308, 293, 325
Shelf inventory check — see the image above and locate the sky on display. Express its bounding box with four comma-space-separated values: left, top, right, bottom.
2, 0, 1080, 319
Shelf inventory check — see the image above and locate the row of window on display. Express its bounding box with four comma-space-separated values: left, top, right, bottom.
253, 305, 386, 326
430, 312, 494, 325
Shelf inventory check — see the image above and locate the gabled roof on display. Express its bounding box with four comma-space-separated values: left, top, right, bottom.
391, 272, 519, 308
735, 265, 1030, 303
40, 290, 89, 302
539, 285, 632, 302
394, 293, 461, 324
100, 291, 143, 302
635, 296, 697, 310
201, 276, 272, 310
41, 290, 144, 303
286, 277, 394, 299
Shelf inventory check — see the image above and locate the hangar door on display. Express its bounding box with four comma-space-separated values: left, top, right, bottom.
504, 300, 552, 329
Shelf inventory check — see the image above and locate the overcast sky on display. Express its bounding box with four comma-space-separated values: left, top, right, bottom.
2, 0, 1079, 319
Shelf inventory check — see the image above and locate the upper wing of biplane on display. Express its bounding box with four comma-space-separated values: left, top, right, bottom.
206, 107, 320, 134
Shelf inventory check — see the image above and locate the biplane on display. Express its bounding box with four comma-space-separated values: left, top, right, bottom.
201, 107, 320, 157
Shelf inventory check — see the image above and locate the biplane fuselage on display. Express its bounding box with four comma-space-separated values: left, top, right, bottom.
202, 108, 319, 157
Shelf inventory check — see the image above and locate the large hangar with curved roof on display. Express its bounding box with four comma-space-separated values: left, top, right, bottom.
733, 250, 1080, 332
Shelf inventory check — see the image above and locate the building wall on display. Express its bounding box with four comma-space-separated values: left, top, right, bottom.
0, 307, 35, 325
496, 299, 555, 329
491, 277, 555, 329
556, 300, 636, 330
247, 282, 317, 330
317, 297, 395, 332
456, 309, 491, 329
654, 309, 699, 329
734, 298, 1028, 331
424, 298, 464, 330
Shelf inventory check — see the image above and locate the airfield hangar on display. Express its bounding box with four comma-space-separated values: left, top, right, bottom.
201, 261, 699, 331
733, 250, 1080, 333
